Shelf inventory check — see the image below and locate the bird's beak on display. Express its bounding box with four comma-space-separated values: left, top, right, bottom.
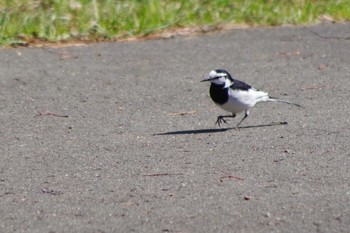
200, 77, 210, 82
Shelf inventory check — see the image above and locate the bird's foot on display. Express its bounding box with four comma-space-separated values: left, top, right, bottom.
215, 116, 229, 127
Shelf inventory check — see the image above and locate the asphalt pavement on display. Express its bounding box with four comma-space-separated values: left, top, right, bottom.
1, 22, 349, 233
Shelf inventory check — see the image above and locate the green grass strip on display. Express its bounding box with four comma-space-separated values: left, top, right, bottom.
0, 0, 349, 45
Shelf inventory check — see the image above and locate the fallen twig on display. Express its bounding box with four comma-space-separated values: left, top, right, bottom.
310, 29, 350, 40
167, 110, 197, 116
301, 85, 326, 91
216, 168, 244, 182
143, 173, 183, 177
35, 111, 68, 118
219, 175, 244, 182
276, 50, 300, 57
41, 188, 62, 195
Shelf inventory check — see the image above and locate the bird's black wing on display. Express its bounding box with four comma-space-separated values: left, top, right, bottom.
230, 80, 252, 91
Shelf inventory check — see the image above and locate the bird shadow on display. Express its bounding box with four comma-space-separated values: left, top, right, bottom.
154, 122, 287, 135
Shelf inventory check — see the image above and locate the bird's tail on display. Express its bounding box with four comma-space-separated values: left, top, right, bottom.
267, 96, 302, 108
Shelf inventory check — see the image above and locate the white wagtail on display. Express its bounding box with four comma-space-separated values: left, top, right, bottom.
201, 69, 301, 128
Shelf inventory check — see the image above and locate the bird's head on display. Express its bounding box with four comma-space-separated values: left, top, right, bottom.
201, 69, 234, 88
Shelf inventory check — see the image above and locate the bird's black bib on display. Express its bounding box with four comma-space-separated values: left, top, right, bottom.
209, 84, 228, 105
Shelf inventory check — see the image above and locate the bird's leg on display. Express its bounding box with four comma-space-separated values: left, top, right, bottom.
215, 113, 236, 127
235, 110, 249, 129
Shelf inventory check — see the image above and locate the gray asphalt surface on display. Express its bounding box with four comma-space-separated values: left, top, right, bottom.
1, 22, 349, 233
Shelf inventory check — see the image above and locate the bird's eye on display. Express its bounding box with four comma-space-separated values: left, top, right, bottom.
216, 73, 226, 78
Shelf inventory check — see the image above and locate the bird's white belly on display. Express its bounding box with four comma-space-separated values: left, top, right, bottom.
217, 98, 249, 113
217, 89, 268, 114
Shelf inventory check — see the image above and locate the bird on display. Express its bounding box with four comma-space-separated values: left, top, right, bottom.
201, 69, 301, 129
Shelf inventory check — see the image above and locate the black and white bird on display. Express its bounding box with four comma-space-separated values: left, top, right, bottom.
201, 69, 301, 128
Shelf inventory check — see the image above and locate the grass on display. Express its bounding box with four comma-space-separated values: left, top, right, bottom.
0, 0, 349, 46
